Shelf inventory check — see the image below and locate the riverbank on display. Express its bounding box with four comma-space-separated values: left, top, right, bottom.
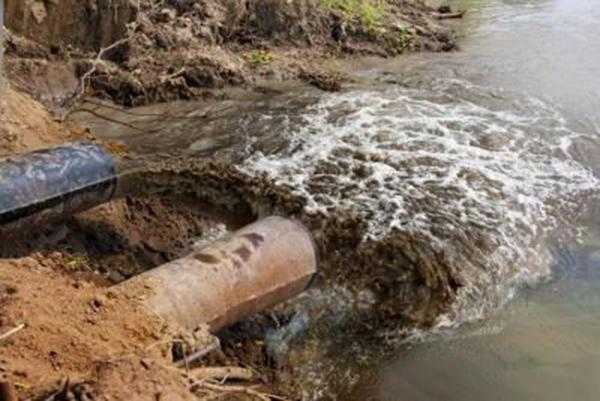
0, 1, 462, 400
0, 95, 294, 399
4, 0, 457, 110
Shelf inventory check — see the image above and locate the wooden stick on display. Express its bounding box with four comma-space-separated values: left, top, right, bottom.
432, 11, 466, 19
192, 381, 288, 401
191, 366, 254, 382
174, 339, 220, 368
0, 324, 25, 342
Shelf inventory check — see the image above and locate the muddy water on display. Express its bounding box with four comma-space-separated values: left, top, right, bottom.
373, 274, 600, 401
72, 0, 600, 399
350, 0, 600, 400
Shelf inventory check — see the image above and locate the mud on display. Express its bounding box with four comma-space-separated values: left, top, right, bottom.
4, 0, 457, 109
114, 155, 456, 328
0, 1, 465, 399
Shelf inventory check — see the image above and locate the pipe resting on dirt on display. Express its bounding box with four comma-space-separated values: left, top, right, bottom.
0, 142, 118, 232
0, 144, 318, 330
114, 216, 318, 332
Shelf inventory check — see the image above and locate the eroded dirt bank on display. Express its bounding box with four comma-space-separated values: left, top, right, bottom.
0, 1, 462, 400
0, 91, 288, 401
5, 0, 456, 109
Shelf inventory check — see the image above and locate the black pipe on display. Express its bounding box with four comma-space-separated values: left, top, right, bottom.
0, 142, 118, 232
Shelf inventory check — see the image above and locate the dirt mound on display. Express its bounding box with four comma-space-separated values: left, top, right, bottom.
0, 88, 85, 156
0, 258, 179, 398
0, 119, 197, 398
0, 90, 280, 400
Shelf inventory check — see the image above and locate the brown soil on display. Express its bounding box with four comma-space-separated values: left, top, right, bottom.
0, 1, 463, 399
0, 88, 85, 156
0, 92, 278, 401
5, 0, 457, 110
0, 258, 193, 400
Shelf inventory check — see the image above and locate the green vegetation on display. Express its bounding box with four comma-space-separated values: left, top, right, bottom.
64, 254, 91, 271
247, 50, 275, 66
319, 0, 386, 28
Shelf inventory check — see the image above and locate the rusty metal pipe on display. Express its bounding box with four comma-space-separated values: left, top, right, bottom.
114, 216, 318, 332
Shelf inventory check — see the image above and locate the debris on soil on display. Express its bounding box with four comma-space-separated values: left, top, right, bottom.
191, 366, 255, 382
5, 0, 457, 110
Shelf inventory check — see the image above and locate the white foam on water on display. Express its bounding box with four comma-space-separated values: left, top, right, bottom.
241, 78, 599, 327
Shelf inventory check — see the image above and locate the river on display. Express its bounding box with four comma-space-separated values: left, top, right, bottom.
72, 0, 600, 399
351, 0, 600, 400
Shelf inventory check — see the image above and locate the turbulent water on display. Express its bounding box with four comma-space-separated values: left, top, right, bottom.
241, 76, 598, 325
343, 0, 600, 400
74, 0, 600, 398
241, 0, 600, 398
75, 0, 600, 326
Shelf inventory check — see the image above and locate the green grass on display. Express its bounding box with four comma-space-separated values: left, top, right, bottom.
319, 0, 386, 28
246, 50, 275, 66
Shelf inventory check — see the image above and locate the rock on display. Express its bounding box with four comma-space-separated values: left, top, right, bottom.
158, 8, 177, 23
195, 25, 215, 43
154, 32, 174, 49
299, 70, 343, 92
30, 1, 48, 24
438, 4, 452, 13
331, 21, 347, 43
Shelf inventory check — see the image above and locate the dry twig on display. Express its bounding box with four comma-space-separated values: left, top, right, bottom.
192, 381, 288, 401
191, 366, 254, 382
60, 0, 145, 120
174, 338, 221, 368
0, 323, 25, 342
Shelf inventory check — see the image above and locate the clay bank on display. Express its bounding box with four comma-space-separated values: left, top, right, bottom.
4, 0, 456, 108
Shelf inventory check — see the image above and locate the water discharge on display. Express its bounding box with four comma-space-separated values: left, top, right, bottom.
240, 0, 600, 398
241, 77, 598, 325
71, 0, 600, 398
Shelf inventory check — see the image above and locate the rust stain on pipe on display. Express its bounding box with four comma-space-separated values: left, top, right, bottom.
115, 216, 317, 332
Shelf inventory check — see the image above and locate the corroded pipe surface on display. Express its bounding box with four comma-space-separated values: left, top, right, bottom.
0, 142, 117, 231
115, 216, 318, 332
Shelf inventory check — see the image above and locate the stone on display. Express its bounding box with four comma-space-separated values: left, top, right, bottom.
158, 8, 177, 23
30, 1, 48, 24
